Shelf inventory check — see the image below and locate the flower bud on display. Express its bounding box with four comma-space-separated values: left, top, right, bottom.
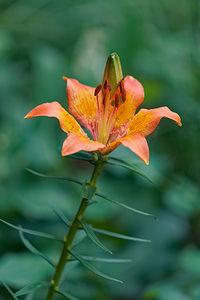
103, 53, 123, 96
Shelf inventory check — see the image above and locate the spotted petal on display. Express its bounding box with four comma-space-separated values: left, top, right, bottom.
65, 77, 97, 137
112, 75, 144, 130
62, 133, 105, 156
25, 101, 85, 135
127, 106, 182, 136
100, 134, 149, 164
100, 106, 181, 164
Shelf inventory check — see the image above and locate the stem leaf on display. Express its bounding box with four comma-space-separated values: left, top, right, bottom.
93, 228, 151, 243
56, 290, 80, 300
108, 157, 152, 182
15, 282, 50, 296
67, 151, 94, 163
78, 256, 132, 263
51, 205, 86, 247
26, 168, 82, 185
81, 222, 112, 254
1, 280, 19, 299
69, 249, 123, 283
0, 219, 59, 241
25, 294, 34, 300
95, 193, 156, 218
72, 230, 87, 247
19, 230, 55, 268
51, 204, 71, 227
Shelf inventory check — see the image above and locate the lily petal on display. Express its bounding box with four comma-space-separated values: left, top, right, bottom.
100, 134, 149, 164
128, 106, 182, 136
112, 75, 144, 130
62, 133, 105, 156
25, 101, 85, 135
120, 134, 149, 165
65, 78, 97, 136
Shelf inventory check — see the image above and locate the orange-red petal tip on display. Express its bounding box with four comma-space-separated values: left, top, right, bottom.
24, 113, 31, 119
178, 119, 182, 126
174, 115, 182, 127
63, 76, 68, 82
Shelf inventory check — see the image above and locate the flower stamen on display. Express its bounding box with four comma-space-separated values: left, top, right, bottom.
115, 93, 120, 108
94, 84, 102, 96
119, 80, 126, 102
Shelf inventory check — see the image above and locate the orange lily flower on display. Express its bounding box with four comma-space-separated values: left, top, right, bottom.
25, 54, 181, 165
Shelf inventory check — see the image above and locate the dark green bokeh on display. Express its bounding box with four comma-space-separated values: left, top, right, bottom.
0, 0, 200, 299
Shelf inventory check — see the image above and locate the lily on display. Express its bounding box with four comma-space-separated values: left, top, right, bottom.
25, 53, 181, 164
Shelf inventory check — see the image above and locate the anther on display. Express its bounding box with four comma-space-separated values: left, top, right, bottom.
103, 79, 108, 89
94, 84, 102, 96
103, 79, 112, 92
115, 93, 120, 107
120, 80, 126, 102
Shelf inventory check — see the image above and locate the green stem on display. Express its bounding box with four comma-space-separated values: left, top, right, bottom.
46, 156, 105, 300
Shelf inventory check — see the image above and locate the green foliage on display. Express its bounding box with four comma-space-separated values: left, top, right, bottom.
79, 256, 132, 263
56, 290, 80, 300
19, 231, 55, 268
108, 156, 153, 182
26, 168, 83, 186
81, 222, 112, 254
0, 219, 59, 241
15, 282, 51, 296
69, 249, 123, 284
96, 191, 155, 217
92, 227, 151, 243
0, 253, 51, 287
0, 281, 19, 299
51, 204, 71, 227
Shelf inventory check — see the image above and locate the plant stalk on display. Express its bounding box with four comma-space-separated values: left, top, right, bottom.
46, 156, 105, 300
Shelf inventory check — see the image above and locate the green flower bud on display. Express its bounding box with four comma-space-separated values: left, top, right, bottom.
103, 53, 123, 96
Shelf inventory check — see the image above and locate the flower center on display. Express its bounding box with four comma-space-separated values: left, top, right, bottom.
94, 79, 126, 145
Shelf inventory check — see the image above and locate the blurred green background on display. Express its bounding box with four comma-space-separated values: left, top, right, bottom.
0, 0, 200, 299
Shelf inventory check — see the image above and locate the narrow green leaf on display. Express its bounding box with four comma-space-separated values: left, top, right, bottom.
0, 219, 60, 241
19, 230, 55, 268
1, 280, 19, 299
72, 229, 87, 247
93, 228, 151, 243
62, 261, 79, 284
88, 200, 98, 206
26, 168, 82, 185
67, 151, 94, 163
81, 181, 97, 201
25, 294, 34, 300
81, 222, 112, 254
51, 206, 86, 246
108, 157, 152, 182
15, 282, 50, 296
56, 290, 80, 300
69, 249, 123, 283
95, 193, 156, 218
51, 204, 71, 227
81, 256, 132, 263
